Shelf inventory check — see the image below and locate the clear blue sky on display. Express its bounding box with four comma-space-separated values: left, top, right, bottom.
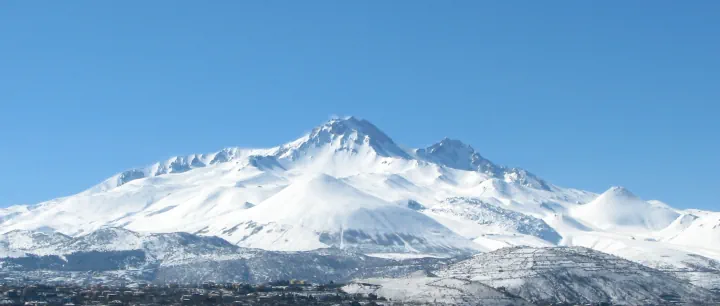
1, 1, 718, 210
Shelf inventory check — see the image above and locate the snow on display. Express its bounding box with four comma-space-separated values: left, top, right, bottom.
425, 197, 561, 243
5, 227, 254, 265
343, 273, 531, 305
570, 186, 679, 232
0, 205, 33, 224
656, 213, 700, 238
472, 234, 554, 251
414, 138, 550, 190
663, 212, 720, 250
349, 246, 719, 305
0, 227, 474, 286
561, 231, 720, 290
1, 230, 70, 252
365, 253, 446, 260
435, 246, 718, 304
209, 173, 481, 254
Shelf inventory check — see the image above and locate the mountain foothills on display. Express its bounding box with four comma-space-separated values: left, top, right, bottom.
1, 117, 719, 303
345, 246, 719, 305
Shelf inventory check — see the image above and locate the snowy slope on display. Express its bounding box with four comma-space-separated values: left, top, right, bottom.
663, 212, 720, 250
89, 148, 275, 192
343, 271, 531, 306
657, 212, 700, 238
0, 205, 34, 224
7, 227, 251, 265
1, 230, 71, 252
0, 228, 463, 285
560, 229, 720, 290
209, 174, 480, 254
424, 197, 561, 243
349, 246, 719, 305
437, 246, 718, 305
415, 138, 550, 190
571, 186, 679, 232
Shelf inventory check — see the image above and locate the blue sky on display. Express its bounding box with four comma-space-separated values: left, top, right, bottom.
1, 1, 718, 210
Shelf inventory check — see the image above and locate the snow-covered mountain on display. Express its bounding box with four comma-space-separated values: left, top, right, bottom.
415, 138, 550, 190
1, 116, 719, 291
570, 186, 680, 232
0, 116, 595, 254
206, 173, 479, 254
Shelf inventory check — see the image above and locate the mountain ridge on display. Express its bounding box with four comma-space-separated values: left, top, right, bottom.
76, 117, 550, 195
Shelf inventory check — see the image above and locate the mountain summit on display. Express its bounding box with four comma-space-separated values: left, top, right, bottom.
417, 137, 550, 190
274, 116, 411, 160
571, 186, 679, 231
99, 117, 406, 190
416, 138, 498, 173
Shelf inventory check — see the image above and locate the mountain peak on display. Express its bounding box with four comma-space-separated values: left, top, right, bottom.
417, 138, 551, 190
604, 186, 638, 199
314, 116, 391, 141
571, 186, 679, 231
436, 137, 473, 149
277, 117, 410, 159
416, 137, 496, 173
